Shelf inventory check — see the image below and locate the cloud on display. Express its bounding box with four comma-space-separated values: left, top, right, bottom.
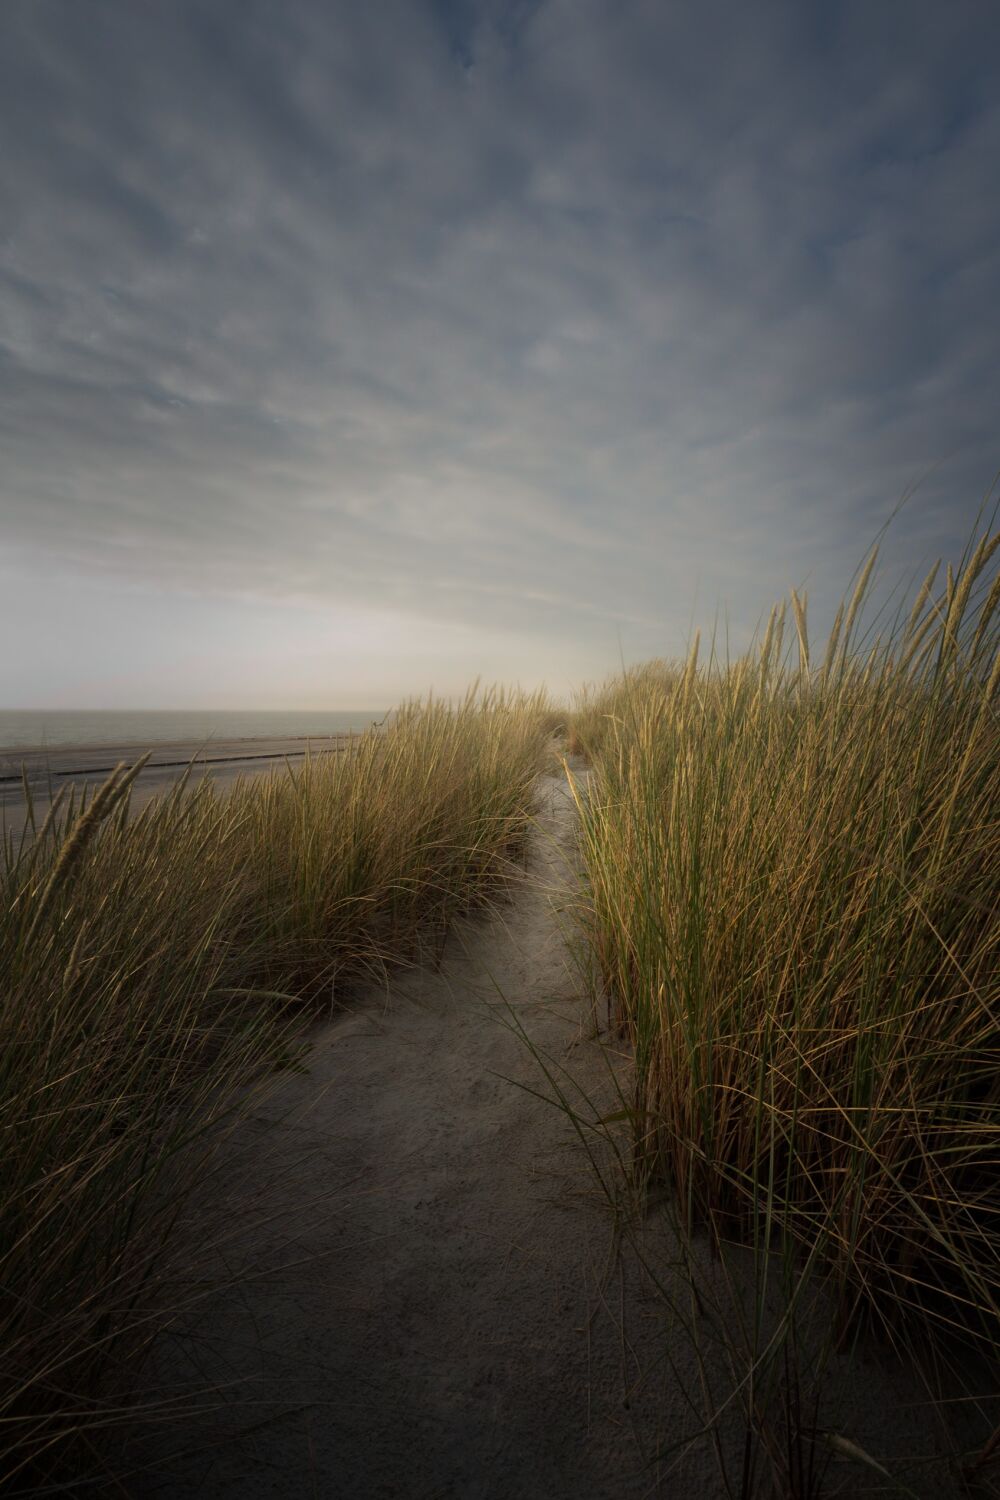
2, 0, 999, 702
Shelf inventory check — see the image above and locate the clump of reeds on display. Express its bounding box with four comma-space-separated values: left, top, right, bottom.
0, 688, 555, 1489
570, 525, 1000, 1366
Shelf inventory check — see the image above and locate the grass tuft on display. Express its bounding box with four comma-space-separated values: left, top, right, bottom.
569, 524, 1000, 1371
0, 688, 556, 1488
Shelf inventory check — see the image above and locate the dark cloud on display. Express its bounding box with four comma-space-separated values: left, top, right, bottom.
2, 0, 999, 701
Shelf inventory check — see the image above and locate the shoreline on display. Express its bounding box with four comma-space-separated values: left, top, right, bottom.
0, 732, 361, 781
0, 733, 364, 843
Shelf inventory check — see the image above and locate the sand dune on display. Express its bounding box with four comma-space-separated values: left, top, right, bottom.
117, 769, 964, 1499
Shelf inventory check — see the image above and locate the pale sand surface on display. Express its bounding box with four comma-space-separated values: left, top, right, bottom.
0, 734, 354, 843
111, 768, 974, 1498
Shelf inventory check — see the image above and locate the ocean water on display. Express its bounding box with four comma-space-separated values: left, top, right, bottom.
0, 709, 388, 753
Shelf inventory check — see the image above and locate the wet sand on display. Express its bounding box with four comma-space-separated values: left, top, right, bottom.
0, 734, 360, 843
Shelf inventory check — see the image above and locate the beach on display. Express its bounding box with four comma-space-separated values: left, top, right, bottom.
0, 734, 357, 844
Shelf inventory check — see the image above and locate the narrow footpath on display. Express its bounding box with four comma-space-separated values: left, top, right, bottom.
123, 764, 972, 1500
124, 765, 675, 1499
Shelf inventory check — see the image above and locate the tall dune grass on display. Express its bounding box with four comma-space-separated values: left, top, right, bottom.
0, 688, 554, 1489
569, 529, 1000, 1367
241, 689, 554, 1000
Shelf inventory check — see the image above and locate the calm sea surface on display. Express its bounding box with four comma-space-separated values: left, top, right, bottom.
0, 709, 388, 753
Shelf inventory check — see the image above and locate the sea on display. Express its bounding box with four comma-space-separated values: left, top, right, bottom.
0, 709, 388, 753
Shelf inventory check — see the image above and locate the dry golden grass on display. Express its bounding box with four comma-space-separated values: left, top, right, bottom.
569, 527, 1000, 1364
0, 688, 555, 1489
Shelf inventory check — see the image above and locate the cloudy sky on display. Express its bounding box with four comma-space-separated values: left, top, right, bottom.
2, 0, 998, 708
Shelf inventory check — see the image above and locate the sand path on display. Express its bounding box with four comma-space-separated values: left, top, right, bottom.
123, 764, 680, 1498
121, 764, 974, 1499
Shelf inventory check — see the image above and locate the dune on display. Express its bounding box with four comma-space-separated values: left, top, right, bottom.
117, 765, 965, 1499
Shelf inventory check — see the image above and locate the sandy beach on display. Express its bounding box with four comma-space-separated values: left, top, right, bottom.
0, 734, 357, 844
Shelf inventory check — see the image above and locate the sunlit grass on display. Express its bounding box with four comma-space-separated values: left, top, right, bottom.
568, 525, 1000, 1373
0, 687, 556, 1488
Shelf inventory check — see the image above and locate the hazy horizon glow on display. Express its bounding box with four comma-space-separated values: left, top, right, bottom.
3, 1, 999, 708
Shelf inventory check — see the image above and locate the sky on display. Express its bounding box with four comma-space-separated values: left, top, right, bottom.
2, 0, 999, 709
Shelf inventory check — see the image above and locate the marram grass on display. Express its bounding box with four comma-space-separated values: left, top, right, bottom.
569, 528, 1000, 1362
0, 688, 555, 1488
